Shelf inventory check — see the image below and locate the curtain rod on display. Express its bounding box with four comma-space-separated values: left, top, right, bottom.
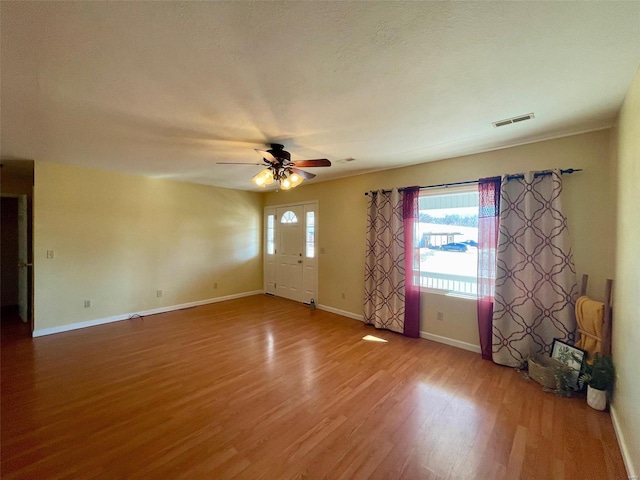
364, 168, 582, 196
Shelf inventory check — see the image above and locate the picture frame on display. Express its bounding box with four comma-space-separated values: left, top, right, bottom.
550, 338, 587, 390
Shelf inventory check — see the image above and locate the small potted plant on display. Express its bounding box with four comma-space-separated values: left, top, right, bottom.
579, 354, 615, 411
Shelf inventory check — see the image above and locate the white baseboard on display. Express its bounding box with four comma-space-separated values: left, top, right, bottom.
611, 405, 638, 480
419, 331, 481, 354
315, 304, 481, 354
316, 304, 364, 322
32, 290, 265, 338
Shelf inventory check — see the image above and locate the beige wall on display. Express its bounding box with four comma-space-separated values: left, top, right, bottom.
612, 66, 640, 476
265, 129, 615, 348
33, 161, 263, 331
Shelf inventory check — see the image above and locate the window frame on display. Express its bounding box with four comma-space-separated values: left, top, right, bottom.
266, 214, 275, 255
305, 211, 315, 258
416, 185, 479, 298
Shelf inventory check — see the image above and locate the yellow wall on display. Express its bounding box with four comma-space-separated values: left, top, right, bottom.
612, 66, 640, 476
265, 129, 615, 348
33, 162, 263, 331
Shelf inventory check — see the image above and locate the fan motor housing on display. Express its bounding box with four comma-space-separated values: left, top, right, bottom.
268, 144, 290, 162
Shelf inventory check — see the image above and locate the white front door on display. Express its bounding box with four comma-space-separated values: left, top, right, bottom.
275, 206, 304, 302
264, 203, 318, 304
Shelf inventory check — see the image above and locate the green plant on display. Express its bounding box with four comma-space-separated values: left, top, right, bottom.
552, 365, 575, 397
579, 354, 615, 391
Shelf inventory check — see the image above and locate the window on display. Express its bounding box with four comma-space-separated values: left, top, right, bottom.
280, 210, 298, 224
266, 214, 275, 255
417, 188, 478, 296
306, 211, 315, 258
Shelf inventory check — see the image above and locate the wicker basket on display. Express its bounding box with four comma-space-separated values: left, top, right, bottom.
528, 354, 569, 389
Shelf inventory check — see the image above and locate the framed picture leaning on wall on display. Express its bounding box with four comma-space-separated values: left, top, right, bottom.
551, 338, 587, 390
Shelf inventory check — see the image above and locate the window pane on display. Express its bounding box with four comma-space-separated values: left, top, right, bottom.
281, 211, 298, 224
306, 211, 315, 258
267, 214, 275, 255
418, 190, 478, 296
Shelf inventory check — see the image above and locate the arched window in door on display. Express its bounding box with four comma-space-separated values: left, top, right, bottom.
281, 210, 298, 224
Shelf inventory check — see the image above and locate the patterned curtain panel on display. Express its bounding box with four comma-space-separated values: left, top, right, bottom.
492, 170, 578, 367
364, 189, 406, 334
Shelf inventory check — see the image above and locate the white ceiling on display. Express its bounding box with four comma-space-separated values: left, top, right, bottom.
1, 1, 639, 191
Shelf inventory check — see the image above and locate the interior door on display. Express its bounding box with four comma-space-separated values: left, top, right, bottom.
17, 195, 30, 323
275, 206, 304, 302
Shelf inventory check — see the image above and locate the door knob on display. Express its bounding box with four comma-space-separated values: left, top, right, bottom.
297, 260, 302, 264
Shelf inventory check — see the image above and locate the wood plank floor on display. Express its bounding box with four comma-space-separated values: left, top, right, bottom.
1, 295, 627, 479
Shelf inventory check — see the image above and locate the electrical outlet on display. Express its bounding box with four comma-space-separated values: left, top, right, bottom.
46, 250, 54, 259
437, 311, 444, 321
84, 300, 91, 308
214, 282, 218, 289
156, 290, 163, 297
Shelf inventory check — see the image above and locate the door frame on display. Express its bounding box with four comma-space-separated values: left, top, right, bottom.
264, 200, 319, 304
1, 192, 34, 332
17, 195, 29, 323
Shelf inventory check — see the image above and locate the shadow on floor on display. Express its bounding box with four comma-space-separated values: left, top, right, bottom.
1, 305, 31, 344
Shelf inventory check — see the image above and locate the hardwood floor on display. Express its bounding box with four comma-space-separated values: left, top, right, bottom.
1, 295, 627, 479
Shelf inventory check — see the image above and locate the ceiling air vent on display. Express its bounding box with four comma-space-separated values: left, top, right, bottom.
492, 113, 535, 128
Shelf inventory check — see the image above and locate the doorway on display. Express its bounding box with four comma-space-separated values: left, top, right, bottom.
264, 202, 318, 304
1, 160, 34, 335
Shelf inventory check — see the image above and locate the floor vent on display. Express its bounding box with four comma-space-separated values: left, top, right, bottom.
492, 113, 535, 128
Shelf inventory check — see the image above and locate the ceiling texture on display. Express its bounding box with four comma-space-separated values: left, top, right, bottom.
1, 1, 639, 191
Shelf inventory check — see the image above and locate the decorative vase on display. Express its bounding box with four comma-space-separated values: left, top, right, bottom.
587, 385, 607, 411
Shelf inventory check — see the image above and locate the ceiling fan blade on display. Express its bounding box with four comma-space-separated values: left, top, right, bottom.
291, 159, 331, 167
290, 167, 316, 179
255, 149, 279, 164
216, 162, 264, 165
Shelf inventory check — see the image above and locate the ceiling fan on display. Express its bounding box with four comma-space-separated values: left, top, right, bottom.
217, 144, 331, 190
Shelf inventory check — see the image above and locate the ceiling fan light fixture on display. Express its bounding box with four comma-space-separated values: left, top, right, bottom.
279, 171, 304, 190
280, 175, 293, 190
252, 168, 275, 187
242, 145, 329, 190
287, 172, 304, 188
